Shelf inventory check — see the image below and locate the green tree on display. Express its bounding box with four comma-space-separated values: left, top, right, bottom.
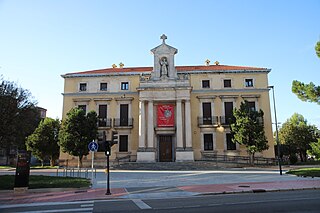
230, 101, 269, 165
292, 81, 320, 104
278, 113, 318, 162
26, 118, 60, 166
59, 107, 98, 168
292, 41, 320, 104
0, 76, 40, 165
307, 139, 320, 160
316, 41, 320, 58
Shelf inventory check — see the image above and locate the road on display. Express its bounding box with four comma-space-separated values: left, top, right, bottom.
1, 189, 320, 212
2, 168, 317, 189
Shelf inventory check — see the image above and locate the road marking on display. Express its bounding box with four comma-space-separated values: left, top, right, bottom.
0, 200, 94, 209
81, 204, 94, 207
17, 207, 93, 213
132, 199, 152, 209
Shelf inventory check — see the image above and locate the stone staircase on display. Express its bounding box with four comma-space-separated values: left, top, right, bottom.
111, 161, 236, 170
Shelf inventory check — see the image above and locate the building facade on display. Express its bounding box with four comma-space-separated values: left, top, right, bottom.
60, 35, 275, 166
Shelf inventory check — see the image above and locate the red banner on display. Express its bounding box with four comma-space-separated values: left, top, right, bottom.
157, 105, 175, 127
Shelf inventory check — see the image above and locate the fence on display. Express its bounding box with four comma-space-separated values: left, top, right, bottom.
201, 154, 277, 166
56, 167, 97, 178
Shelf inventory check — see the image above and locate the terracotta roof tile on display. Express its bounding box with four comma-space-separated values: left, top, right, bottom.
65, 65, 268, 76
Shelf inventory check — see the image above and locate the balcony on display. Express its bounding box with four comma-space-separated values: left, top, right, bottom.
113, 118, 134, 128
219, 116, 234, 125
220, 116, 264, 126
198, 116, 219, 127
98, 118, 112, 128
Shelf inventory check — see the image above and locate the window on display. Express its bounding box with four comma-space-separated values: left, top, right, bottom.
202, 102, 212, 125
247, 101, 256, 111
202, 80, 210, 88
204, 134, 213, 151
245, 79, 254, 87
121, 82, 129, 90
224, 102, 233, 124
78, 105, 86, 114
79, 83, 87, 91
224, 79, 232, 88
98, 105, 107, 127
226, 133, 236, 150
100, 83, 108, 91
119, 135, 128, 152
120, 104, 129, 126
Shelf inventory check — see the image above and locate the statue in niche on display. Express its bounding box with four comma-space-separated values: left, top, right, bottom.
160, 57, 168, 78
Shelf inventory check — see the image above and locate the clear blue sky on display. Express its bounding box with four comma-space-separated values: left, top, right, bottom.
1, 0, 319, 128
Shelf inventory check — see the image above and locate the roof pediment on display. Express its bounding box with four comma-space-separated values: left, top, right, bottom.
150, 43, 178, 55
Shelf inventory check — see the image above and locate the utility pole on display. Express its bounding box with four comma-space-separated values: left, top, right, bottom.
268, 86, 282, 175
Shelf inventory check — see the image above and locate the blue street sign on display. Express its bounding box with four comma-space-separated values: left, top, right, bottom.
88, 141, 98, 152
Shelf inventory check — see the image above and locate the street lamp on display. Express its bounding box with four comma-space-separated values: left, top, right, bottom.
268, 85, 282, 175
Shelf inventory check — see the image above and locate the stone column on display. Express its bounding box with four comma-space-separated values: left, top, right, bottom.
185, 100, 192, 149
147, 100, 154, 149
138, 100, 146, 149
176, 100, 183, 149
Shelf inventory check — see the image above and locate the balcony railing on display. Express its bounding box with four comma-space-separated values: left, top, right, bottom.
113, 118, 134, 128
219, 116, 234, 125
220, 116, 263, 125
98, 118, 112, 128
198, 116, 219, 126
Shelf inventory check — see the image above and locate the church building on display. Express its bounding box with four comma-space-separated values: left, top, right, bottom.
60, 35, 275, 166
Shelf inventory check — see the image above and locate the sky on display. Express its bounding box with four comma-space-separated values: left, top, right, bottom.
0, 0, 319, 128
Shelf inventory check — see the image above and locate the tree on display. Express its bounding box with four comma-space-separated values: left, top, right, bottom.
26, 118, 60, 166
307, 139, 320, 160
316, 41, 320, 58
59, 107, 98, 168
292, 41, 320, 104
292, 81, 320, 104
230, 101, 269, 165
278, 113, 318, 162
0, 76, 40, 165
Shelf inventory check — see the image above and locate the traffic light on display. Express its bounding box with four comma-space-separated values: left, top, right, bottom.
105, 141, 111, 156
111, 131, 118, 146
97, 131, 106, 152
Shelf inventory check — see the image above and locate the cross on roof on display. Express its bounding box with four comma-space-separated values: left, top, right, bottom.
160, 34, 167, 43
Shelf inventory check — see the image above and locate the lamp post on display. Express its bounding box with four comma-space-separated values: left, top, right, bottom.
268, 85, 282, 175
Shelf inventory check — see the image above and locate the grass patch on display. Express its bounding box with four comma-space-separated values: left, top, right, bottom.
0, 175, 91, 190
0, 166, 14, 169
30, 166, 58, 169
286, 168, 320, 177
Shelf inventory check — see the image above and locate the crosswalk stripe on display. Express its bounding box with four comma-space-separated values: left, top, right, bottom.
81, 204, 94, 207
0, 200, 94, 209
17, 207, 93, 213
132, 199, 152, 209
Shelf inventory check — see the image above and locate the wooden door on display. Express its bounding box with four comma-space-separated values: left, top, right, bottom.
159, 135, 173, 162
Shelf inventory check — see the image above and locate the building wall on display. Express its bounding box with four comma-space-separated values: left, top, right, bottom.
60, 69, 275, 165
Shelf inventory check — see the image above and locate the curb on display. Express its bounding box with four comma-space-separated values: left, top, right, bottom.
197, 186, 320, 196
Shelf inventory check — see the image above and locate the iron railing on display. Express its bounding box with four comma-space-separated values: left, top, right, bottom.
98, 118, 112, 128
197, 116, 219, 126
113, 118, 134, 128
201, 153, 277, 165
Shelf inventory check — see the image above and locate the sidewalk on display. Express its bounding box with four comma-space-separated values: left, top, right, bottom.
0, 179, 319, 205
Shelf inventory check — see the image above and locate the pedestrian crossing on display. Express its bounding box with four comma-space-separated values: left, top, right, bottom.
0, 200, 94, 213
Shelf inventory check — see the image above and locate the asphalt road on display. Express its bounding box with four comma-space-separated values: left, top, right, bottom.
2, 168, 316, 189
2, 189, 320, 213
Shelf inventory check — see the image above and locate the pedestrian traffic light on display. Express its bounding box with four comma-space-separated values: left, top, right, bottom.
105, 141, 111, 156
111, 131, 118, 146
